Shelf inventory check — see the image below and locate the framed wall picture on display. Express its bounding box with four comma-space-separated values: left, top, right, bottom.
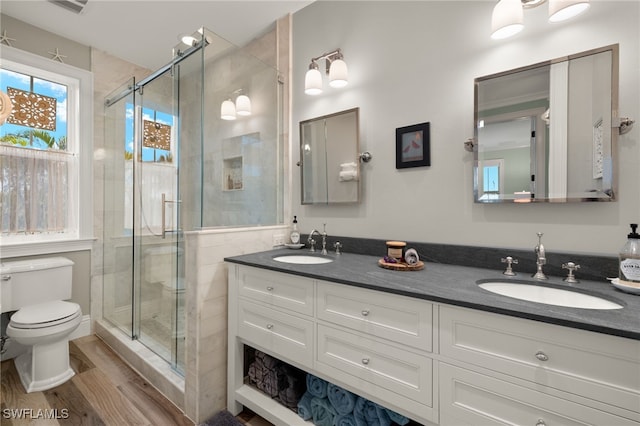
396, 122, 430, 169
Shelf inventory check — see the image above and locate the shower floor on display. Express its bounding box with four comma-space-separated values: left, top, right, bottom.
102, 273, 185, 372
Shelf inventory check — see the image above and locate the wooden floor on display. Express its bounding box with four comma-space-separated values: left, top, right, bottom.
0, 335, 271, 426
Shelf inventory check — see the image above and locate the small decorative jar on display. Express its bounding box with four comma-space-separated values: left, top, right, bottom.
386, 241, 406, 261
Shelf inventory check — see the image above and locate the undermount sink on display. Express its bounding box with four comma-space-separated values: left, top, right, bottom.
273, 254, 334, 265
478, 281, 623, 310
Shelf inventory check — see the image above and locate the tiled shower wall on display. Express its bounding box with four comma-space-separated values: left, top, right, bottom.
183, 225, 289, 422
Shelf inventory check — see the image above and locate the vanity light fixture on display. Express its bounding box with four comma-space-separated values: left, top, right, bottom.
491, 0, 524, 40
548, 0, 590, 22
491, 0, 590, 39
304, 49, 348, 95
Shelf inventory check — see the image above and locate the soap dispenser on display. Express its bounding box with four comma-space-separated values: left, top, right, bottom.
290, 216, 300, 244
619, 223, 640, 283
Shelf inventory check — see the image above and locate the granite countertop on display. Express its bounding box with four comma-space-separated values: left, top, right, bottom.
225, 248, 640, 341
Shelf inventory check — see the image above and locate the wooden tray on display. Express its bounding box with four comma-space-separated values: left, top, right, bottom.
378, 258, 424, 271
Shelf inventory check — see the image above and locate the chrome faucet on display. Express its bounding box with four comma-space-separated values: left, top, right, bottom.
307, 229, 320, 252
532, 232, 548, 280
307, 224, 328, 255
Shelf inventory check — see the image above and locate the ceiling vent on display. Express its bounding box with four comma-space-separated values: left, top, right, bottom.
47, 0, 88, 14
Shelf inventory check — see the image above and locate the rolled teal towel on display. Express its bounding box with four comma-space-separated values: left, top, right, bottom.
297, 391, 313, 421
306, 374, 328, 398
327, 383, 357, 415
334, 413, 357, 426
373, 404, 392, 426
384, 408, 410, 425
311, 396, 337, 426
354, 396, 379, 426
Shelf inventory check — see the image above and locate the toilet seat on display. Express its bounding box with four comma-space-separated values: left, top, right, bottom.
10, 301, 81, 329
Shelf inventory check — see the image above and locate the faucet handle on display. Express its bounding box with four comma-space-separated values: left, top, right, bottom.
501, 256, 518, 276
308, 238, 316, 252
562, 262, 580, 283
334, 241, 342, 255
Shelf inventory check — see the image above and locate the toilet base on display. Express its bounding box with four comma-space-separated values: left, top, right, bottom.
13, 338, 75, 393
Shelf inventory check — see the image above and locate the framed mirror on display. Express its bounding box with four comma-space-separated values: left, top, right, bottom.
299, 108, 360, 204
474, 44, 618, 203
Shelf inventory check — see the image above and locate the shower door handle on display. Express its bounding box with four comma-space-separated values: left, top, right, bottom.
161, 192, 182, 239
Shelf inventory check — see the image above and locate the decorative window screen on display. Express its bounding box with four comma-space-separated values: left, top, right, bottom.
1, 66, 74, 237
143, 119, 171, 150
6, 87, 57, 131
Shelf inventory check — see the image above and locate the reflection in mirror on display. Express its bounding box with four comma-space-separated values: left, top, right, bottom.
300, 108, 360, 204
474, 44, 618, 203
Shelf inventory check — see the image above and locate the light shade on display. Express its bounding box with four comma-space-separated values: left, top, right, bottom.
491, 0, 524, 40
179, 34, 197, 46
548, 0, 590, 22
235, 95, 251, 116
305, 68, 323, 95
329, 59, 348, 88
220, 99, 236, 120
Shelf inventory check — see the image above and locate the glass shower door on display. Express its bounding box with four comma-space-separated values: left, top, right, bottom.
103, 78, 136, 338
133, 69, 185, 372
103, 69, 186, 373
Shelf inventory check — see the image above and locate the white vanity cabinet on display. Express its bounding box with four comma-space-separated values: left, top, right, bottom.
228, 265, 437, 425
228, 264, 640, 426
439, 305, 640, 425
315, 281, 436, 423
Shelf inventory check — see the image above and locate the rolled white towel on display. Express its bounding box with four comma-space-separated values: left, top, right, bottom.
404, 248, 419, 265
339, 170, 358, 181
340, 162, 357, 171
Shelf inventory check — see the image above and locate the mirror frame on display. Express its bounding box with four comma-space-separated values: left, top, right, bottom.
299, 107, 361, 205
473, 44, 619, 203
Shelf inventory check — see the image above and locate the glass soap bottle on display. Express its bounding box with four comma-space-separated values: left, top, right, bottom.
290, 216, 300, 244
619, 223, 640, 283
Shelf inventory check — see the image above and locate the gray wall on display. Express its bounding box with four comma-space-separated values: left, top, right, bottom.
0, 13, 91, 70
292, 1, 640, 256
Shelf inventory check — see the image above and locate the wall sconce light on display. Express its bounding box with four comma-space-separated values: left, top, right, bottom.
304, 48, 348, 95
235, 94, 252, 116
220, 99, 237, 121
220, 90, 252, 120
491, 0, 590, 40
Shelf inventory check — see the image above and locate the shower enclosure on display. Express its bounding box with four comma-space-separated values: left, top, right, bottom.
102, 27, 284, 374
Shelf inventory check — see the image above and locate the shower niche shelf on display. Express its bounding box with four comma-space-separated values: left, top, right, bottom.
223, 156, 243, 191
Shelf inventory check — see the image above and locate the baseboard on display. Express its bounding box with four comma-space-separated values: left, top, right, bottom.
69, 314, 91, 340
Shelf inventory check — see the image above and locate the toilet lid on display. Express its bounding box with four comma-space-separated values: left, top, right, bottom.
10, 300, 81, 328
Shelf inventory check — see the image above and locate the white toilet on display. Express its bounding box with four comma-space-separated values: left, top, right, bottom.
0, 257, 82, 393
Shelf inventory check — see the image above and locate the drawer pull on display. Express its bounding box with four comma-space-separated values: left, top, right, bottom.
536, 419, 546, 426
266, 324, 274, 330
266, 286, 274, 291
361, 309, 370, 317
361, 358, 370, 365
535, 351, 549, 362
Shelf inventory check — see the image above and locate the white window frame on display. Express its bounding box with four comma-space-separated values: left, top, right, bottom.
0, 46, 93, 257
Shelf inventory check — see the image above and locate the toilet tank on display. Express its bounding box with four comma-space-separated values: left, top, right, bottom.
0, 257, 74, 314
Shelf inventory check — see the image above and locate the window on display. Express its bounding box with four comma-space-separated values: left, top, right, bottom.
478, 159, 504, 201
0, 47, 92, 253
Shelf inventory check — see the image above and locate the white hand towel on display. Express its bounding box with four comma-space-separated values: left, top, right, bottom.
404, 248, 419, 265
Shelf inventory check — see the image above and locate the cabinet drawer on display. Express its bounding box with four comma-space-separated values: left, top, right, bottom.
440, 305, 640, 414
440, 363, 639, 426
238, 299, 314, 368
317, 281, 432, 351
238, 267, 314, 316
316, 324, 434, 423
